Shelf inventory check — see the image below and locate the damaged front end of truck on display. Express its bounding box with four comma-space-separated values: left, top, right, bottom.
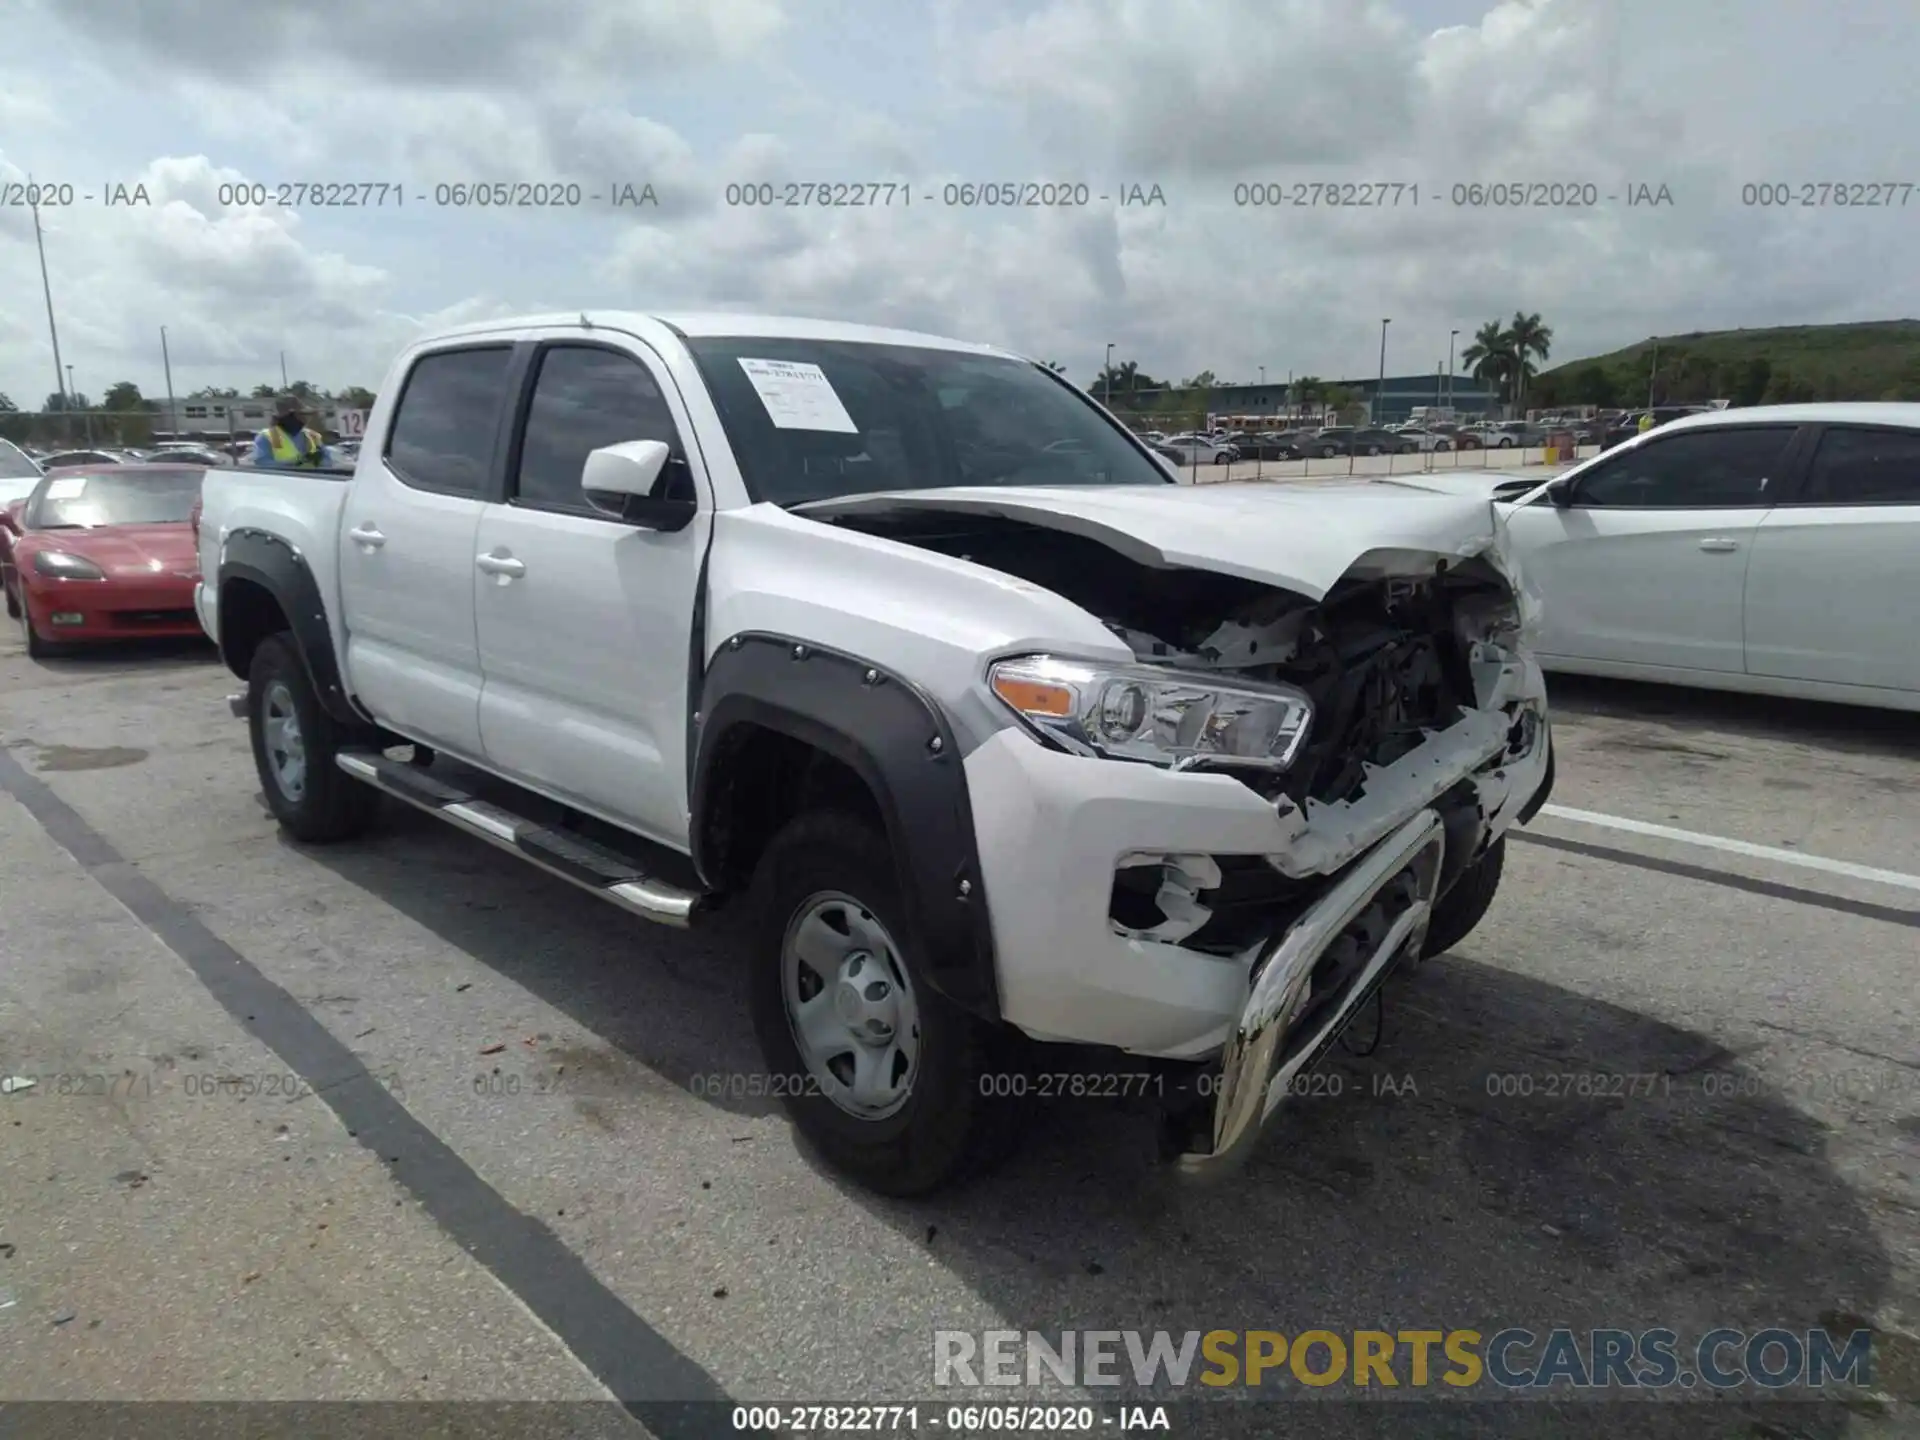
798, 479, 1556, 1175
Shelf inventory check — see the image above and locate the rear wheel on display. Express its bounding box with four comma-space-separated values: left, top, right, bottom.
749, 810, 1009, 1196
247, 633, 380, 843
1425, 838, 1505, 956
3, 580, 17, 619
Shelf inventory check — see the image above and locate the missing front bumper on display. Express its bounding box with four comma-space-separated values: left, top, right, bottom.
1175, 807, 1446, 1180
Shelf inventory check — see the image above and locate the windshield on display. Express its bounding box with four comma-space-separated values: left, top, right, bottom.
0, 440, 42, 480
684, 336, 1172, 506
27, 467, 203, 529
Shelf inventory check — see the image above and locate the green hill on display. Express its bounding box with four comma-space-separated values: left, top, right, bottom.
1530, 320, 1920, 408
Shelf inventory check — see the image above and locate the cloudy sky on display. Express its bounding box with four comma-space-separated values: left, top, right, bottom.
1, 0, 1916, 408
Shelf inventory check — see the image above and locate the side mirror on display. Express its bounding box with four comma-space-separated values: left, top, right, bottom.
581, 439, 697, 531
1547, 479, 1574, 508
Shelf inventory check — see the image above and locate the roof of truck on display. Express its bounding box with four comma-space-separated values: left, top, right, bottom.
420, 311, 1020, 358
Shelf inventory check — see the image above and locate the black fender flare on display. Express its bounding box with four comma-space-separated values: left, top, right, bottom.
216, 529, 366, 727
690, 633, 1000, 1022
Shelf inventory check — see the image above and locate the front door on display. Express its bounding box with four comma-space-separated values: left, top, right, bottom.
473, 338, 709, 849
1503, 424, 1800, 673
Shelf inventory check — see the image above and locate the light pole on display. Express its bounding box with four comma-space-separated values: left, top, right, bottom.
67, 364, 93, 445
31, 178, 68, 419
161, 326, 177, 443
1375, 318, 1390, 425
1102, 342, 1115, 410
1647, 344, 1659, 408
281, 350, 290, 390
1447, 329, 1458, 410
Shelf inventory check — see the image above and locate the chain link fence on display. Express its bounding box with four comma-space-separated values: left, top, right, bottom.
0, 408, 339, 456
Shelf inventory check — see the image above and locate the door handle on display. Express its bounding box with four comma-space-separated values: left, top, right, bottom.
476, 551, 525, 579
349, 523, 386, 549
1697, 537, 1739, 552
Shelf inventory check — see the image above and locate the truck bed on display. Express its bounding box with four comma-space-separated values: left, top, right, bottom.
195, 464, 356, 658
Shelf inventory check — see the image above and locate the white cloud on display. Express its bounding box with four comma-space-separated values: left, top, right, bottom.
2, 0, 1919, 408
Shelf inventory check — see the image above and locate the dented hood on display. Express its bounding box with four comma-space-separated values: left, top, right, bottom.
795, 480, 1507, 600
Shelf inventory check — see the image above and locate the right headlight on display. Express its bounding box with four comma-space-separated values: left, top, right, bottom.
988, 654, 1314, 773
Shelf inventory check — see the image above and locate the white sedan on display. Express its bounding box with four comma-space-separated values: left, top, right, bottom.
1159, 434, 1239, 465
1410, 403, 1920, 711
1394, 427, 1456, 452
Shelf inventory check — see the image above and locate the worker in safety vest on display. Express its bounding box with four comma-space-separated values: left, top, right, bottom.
1637, 411, 1656, 435
252, 395, 336, 469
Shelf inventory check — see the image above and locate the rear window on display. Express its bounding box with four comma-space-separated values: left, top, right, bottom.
684, 336, 1170, 506
1804, 426, 1920, 504
385, 346, 513, 496
27, 468, 203, 528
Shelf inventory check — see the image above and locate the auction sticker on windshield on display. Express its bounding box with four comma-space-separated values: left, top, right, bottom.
44, 477, 87, 499
738, 358, 859, 433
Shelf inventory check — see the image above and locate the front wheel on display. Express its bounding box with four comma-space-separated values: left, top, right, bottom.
247, 633, 380, 843
18, 599, 58, 658
749, 811, 1008, 1196
1214, 452, 1232, 464
1425, 838, 1505, 957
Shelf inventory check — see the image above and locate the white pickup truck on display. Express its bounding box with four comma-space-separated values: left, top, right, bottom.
193, 311, 1554, 1195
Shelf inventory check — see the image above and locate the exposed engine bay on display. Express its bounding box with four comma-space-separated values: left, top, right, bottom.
822, 509, 1526, 809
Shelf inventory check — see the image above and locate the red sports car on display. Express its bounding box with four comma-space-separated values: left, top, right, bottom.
10, 464, 207, 657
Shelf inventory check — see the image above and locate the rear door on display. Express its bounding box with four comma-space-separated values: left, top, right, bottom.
1503, 424, 1802, 673
338, 342, 516, 759
1743, 422, 1920, 695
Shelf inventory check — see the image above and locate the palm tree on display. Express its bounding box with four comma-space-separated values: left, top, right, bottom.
1460, 321, 1517, 406
1506, 312, 1553, 409
1292, 375, 1323, 416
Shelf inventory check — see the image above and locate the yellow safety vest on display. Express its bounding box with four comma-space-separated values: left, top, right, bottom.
1637, 413, 1654, 433
265, 425, 324, 466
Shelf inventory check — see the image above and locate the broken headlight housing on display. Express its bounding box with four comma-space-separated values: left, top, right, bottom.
989, 654, 1313, 773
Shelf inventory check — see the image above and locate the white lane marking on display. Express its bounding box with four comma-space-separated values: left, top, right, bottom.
1534, 804, 1920, 895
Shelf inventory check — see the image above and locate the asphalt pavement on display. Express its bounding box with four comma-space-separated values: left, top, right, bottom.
0, 610, 1915, 1439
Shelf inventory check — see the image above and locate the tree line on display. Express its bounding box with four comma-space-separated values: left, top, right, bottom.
1078, 312, 1553, 425
0, 380, 378, 447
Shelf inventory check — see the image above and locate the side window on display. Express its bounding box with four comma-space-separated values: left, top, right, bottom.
1803, 427, 1920, 504
512, 346, 694, 513
384, 346, 512, 496
1573, 428, 1793, 509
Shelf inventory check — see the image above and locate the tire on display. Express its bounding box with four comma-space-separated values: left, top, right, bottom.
1425, 838, 1505, 957
1365, 445, 1382, 456
749, 810, 1009, 1196
246, 632, 379, 843
18, 597, 58, 658
1214, 452, 1231, 465
3, 579, 17, 620
1319, 446, 1337, 459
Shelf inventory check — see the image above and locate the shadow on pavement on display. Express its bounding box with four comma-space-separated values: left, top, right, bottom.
295, 805, 1893, 1439
1546, 671, 1920, 761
